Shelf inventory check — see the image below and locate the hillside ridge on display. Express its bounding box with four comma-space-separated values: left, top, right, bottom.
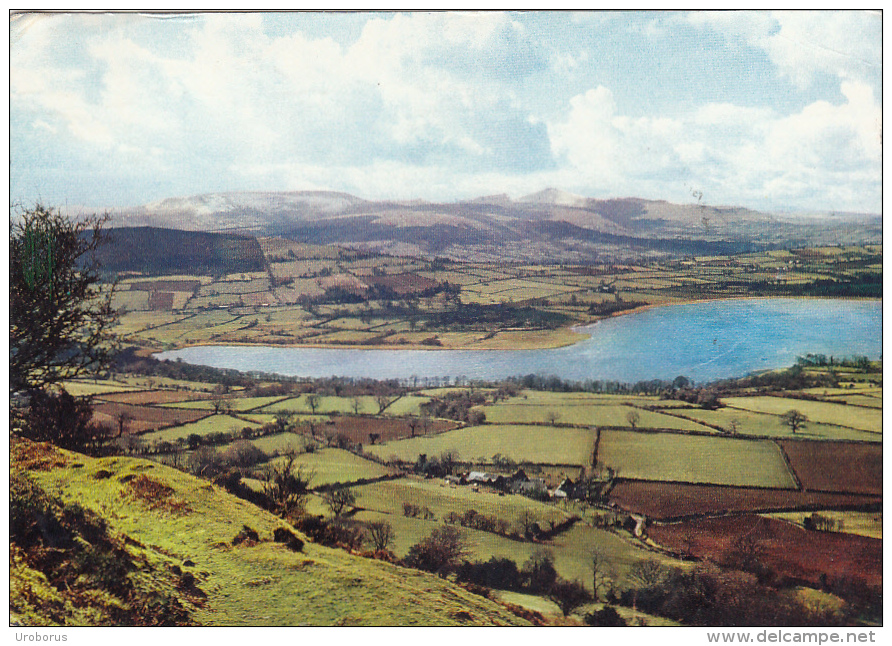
10, 439, 530, 626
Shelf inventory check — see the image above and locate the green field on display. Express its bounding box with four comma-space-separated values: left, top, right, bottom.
597, 429, 798, 488
365, 424, 596, 466
162, 396, 291, 412
483, 400, 712, 431
654, 406, 880, 442
60, 380, 139, 396
352, 501, 685, 597
493, 591, 681, 625
722, 396, 882, 434
142, 414, 260, 443
766, 511, 883, 540
352, 477, 569, 527
281, 448, 391, 488
258, 393, 430, 417
832, 395, 883, 409
260, 395, 379, 415
243, 432, 309, 455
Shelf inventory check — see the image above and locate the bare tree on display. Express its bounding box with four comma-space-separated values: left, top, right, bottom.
420, 411, 432, 435
625, 409, 641, 430
366, 521, 395, 551
439, 449, 460, 475
323, 487, 357, 517
115, 411, 133, 440
351, 397, 362, 415
160, 444, 186, 470
515, 509, 539, 538
626, 559, 668, 610
728, 533, 765, 572
404, 525, 469, 576
407, 416, 420, 437
589, 548, 615, 602
375, 393, 397, 415
262, 450, 313, 520
546, 411, 560, 426
368, 432, 380, 445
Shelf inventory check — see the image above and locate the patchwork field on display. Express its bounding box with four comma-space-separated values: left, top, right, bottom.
597, 429, 798, 488
319, 415, 457, 445
365, 424, 596, 466
240, 432, 309, 455
59, 380, 139, 396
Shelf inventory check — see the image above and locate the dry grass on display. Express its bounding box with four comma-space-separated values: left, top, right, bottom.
11, 437, 70, 471
124, 474, 191, 515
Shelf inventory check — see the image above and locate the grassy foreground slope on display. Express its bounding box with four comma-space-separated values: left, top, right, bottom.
11, 440, 529, 626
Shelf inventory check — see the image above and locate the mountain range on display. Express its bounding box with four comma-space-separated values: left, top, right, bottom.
104, 189, 882, 263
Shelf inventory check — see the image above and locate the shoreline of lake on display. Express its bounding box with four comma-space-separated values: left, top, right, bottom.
154, 297, 882, 384
148, 295, 881, 354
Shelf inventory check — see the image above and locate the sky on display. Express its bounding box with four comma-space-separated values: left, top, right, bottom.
9, 10, 883, 214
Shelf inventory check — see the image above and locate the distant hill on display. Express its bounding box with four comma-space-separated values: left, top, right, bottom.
107, 190, 882, 264
96, 227, 266, 276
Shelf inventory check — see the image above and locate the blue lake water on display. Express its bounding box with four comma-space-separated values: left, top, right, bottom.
156, 298, 882, 384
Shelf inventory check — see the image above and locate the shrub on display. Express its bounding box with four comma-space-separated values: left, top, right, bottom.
404, 525, 469, 575
584, 606, 627, 627
232, 525, 260, 546
187, 445, 224, 477
521, 548, 558, 594
547, 578, 591, 617
456, 557, 522, 591
273, 527, 304, 552
22, 389, 115, 455
221, 440, 267, 469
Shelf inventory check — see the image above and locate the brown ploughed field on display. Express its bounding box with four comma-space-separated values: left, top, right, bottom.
648, 514, 882, 588
92, 402, 211, 434
609, 480, 881, 520
778, 440, 882, 495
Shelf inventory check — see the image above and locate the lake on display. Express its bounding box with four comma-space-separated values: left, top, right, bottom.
156, 298, 881, 384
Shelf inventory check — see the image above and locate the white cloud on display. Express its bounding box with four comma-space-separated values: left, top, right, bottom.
690, 10, 881, 88
9, 12, 882, 213
10, 12, 539, 174
548, 80, 881, 211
